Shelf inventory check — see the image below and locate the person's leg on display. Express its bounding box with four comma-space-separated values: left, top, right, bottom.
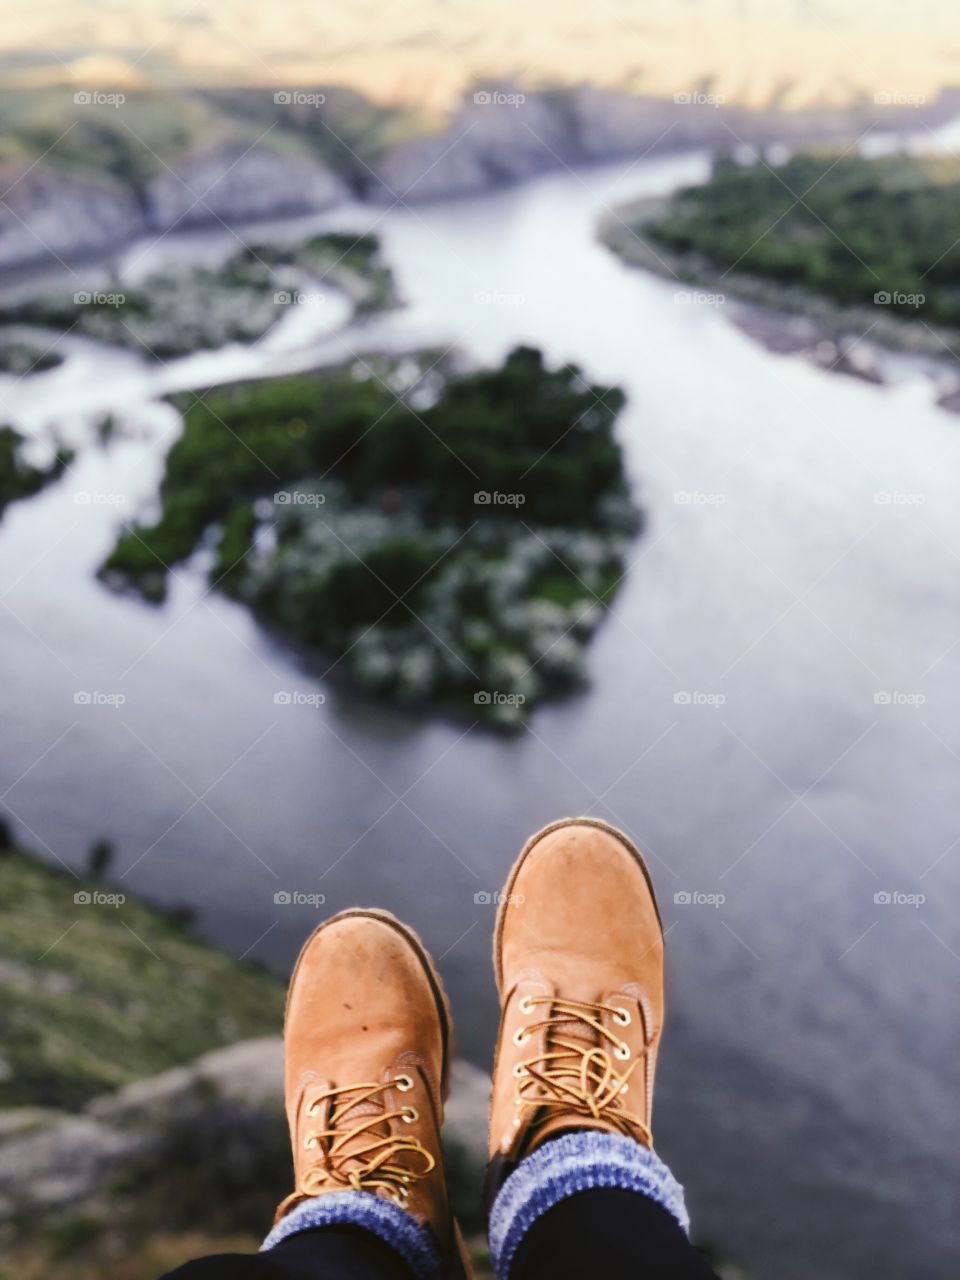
497, 1176, 720, 1279
485, 818, 721, 1279
162, 1223, 416, 1280
161, 909, 471, 1280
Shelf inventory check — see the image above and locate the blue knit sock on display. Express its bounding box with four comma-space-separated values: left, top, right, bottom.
488, 1131, 690, 1278
260, 1191, 442, 1280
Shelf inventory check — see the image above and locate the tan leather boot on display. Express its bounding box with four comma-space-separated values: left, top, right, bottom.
273, 908, 472, 1278
488, 817, 665, 1166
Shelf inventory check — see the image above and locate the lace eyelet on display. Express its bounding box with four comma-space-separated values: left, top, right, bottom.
513, 1063, 527, 1078
612, 1007, 631, 1027
615, 1042, 631, 1061
303, 1134, 318, 1149
402, 1107, 419, 1123
395, 1074, 414, 1092
512, 1028, 529, 1047
518, 995, 536, 1014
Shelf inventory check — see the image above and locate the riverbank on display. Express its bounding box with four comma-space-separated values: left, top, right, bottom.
599, 153, 960, 403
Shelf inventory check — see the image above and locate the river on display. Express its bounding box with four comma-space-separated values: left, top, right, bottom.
1, 145, 958, 1278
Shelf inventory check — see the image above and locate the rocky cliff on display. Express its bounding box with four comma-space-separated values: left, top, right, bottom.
2, 85, 955, 277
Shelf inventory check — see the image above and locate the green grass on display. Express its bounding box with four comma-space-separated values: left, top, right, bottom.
642, 150, 960, 325
0, 847, 283, 1110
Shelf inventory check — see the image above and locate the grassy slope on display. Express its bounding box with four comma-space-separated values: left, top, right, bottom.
0, 846, 283, 1110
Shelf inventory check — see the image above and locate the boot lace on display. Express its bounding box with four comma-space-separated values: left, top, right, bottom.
513, 995, 652, 1145
275, 1076, 435, 1221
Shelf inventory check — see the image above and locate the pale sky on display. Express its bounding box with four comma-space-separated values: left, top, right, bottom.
2, 0, 959, 111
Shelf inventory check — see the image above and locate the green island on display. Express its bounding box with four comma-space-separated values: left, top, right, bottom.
2, 232, 394, 360
0, 425, 72, 520
602, 150, 960, 336
100, 347, 636, 725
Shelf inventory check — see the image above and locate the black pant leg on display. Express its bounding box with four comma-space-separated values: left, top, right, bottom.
508, 1188, 722, 1280
161, 1225, 417, 1280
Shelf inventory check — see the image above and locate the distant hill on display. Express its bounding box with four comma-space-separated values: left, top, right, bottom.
2, 82, 955, 275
